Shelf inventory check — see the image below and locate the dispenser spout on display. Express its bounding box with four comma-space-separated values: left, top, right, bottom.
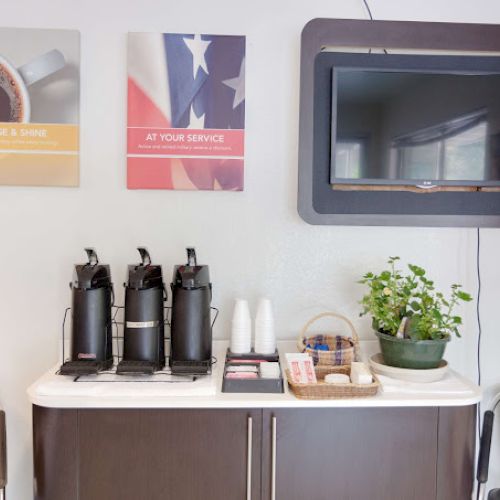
84, 248, 99, 266
187, 247, 197, 266
137, 247, 151, 267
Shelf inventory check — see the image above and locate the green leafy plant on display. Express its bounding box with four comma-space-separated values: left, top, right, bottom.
359, 257, 472, 341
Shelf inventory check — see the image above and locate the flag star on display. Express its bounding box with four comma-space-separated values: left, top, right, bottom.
188, 105, 205, 129
183, 34, 212, 79
222, 57, 245, 109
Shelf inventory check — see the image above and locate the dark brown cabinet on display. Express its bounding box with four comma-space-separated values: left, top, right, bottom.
33, 406, 261, 500
33, 404, 475, 500
262, 408, 436, 500
78, 409, 262, 500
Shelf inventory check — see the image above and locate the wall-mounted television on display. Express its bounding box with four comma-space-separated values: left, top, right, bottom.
329, 54, 500, 188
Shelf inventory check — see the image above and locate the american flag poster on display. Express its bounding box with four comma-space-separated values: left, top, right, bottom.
127, 32, 246, 190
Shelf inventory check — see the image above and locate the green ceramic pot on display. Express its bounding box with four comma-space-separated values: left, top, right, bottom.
374, 330, 449, 369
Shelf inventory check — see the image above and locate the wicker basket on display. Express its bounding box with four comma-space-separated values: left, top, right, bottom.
297, 312, 360, 366
286, 365, 380, 400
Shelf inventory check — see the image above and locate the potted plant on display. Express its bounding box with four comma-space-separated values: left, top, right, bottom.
359, 257, 472, 369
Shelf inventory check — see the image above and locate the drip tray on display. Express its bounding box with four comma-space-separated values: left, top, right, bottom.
170, 359, 212, 375
60, 359, 113, 376
117, 360, 163, 375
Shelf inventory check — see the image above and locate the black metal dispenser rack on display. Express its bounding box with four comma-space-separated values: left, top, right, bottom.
58, 246, 218, 379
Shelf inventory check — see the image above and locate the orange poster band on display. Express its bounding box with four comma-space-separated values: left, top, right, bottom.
0, 123, 79, 152
0, 152, 79, 187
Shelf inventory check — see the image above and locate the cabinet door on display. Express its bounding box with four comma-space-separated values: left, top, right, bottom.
33, 405, 78, 500
78, 408, 261, 500
436, 406, 476, 500
261, 408, 438, 500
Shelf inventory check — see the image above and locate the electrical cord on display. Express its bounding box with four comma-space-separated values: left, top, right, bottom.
61, 307, 71, 364
362, 0, 374, 20
477, 227, 482, 387
361, 0, 388, 54
477, 227, 482, 437
493, 398, 500, 413
362, 0, 374, 54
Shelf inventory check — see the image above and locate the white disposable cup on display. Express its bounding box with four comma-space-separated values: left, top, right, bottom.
231, 299, 251, 353
233, 299, 251, 322
230, 340, 251, 354
255, 321, 274, 328
254, 342, 276, 355
0, 49, 65, 123
256, 298, 273, 320
254, 340, 275, 348
254, 298, 276, 354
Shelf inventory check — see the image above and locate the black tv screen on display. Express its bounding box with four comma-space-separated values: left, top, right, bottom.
330, 62, 500, 187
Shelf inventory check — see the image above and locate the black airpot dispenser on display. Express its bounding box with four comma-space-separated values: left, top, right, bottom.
60, 248, 114, 376
170, 248, 213, 375
117, 248, 166, 375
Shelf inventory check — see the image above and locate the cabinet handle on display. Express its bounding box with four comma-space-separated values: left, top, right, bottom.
247, 416, 252, 500
271, 416, 277, 500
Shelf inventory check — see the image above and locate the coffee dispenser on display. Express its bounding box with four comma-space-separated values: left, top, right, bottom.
60, 248, 114, 375
170, 248, 212, 374
117, 248, 166, 374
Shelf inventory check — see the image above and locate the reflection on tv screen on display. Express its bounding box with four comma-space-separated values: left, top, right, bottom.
331, 70, 500, 187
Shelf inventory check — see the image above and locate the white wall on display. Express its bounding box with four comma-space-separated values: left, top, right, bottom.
1, 0, 500, 498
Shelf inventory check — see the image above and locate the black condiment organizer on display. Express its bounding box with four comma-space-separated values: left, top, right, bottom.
222, 349, 284, 394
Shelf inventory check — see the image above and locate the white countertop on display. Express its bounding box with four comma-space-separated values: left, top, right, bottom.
27, 341, 481, 409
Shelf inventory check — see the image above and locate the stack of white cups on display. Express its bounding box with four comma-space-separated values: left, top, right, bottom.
230, 299, 252, 354
254, 298, 276, 354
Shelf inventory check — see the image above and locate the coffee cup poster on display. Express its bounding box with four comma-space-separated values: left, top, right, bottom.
0, 28, 80, 187
127, 33, 245, 191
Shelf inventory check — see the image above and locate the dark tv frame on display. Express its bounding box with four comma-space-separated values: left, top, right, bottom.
298, 18, 500, 227
329, 54, 500, 188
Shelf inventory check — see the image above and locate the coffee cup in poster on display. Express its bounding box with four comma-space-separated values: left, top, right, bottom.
0, 49, 65, 123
